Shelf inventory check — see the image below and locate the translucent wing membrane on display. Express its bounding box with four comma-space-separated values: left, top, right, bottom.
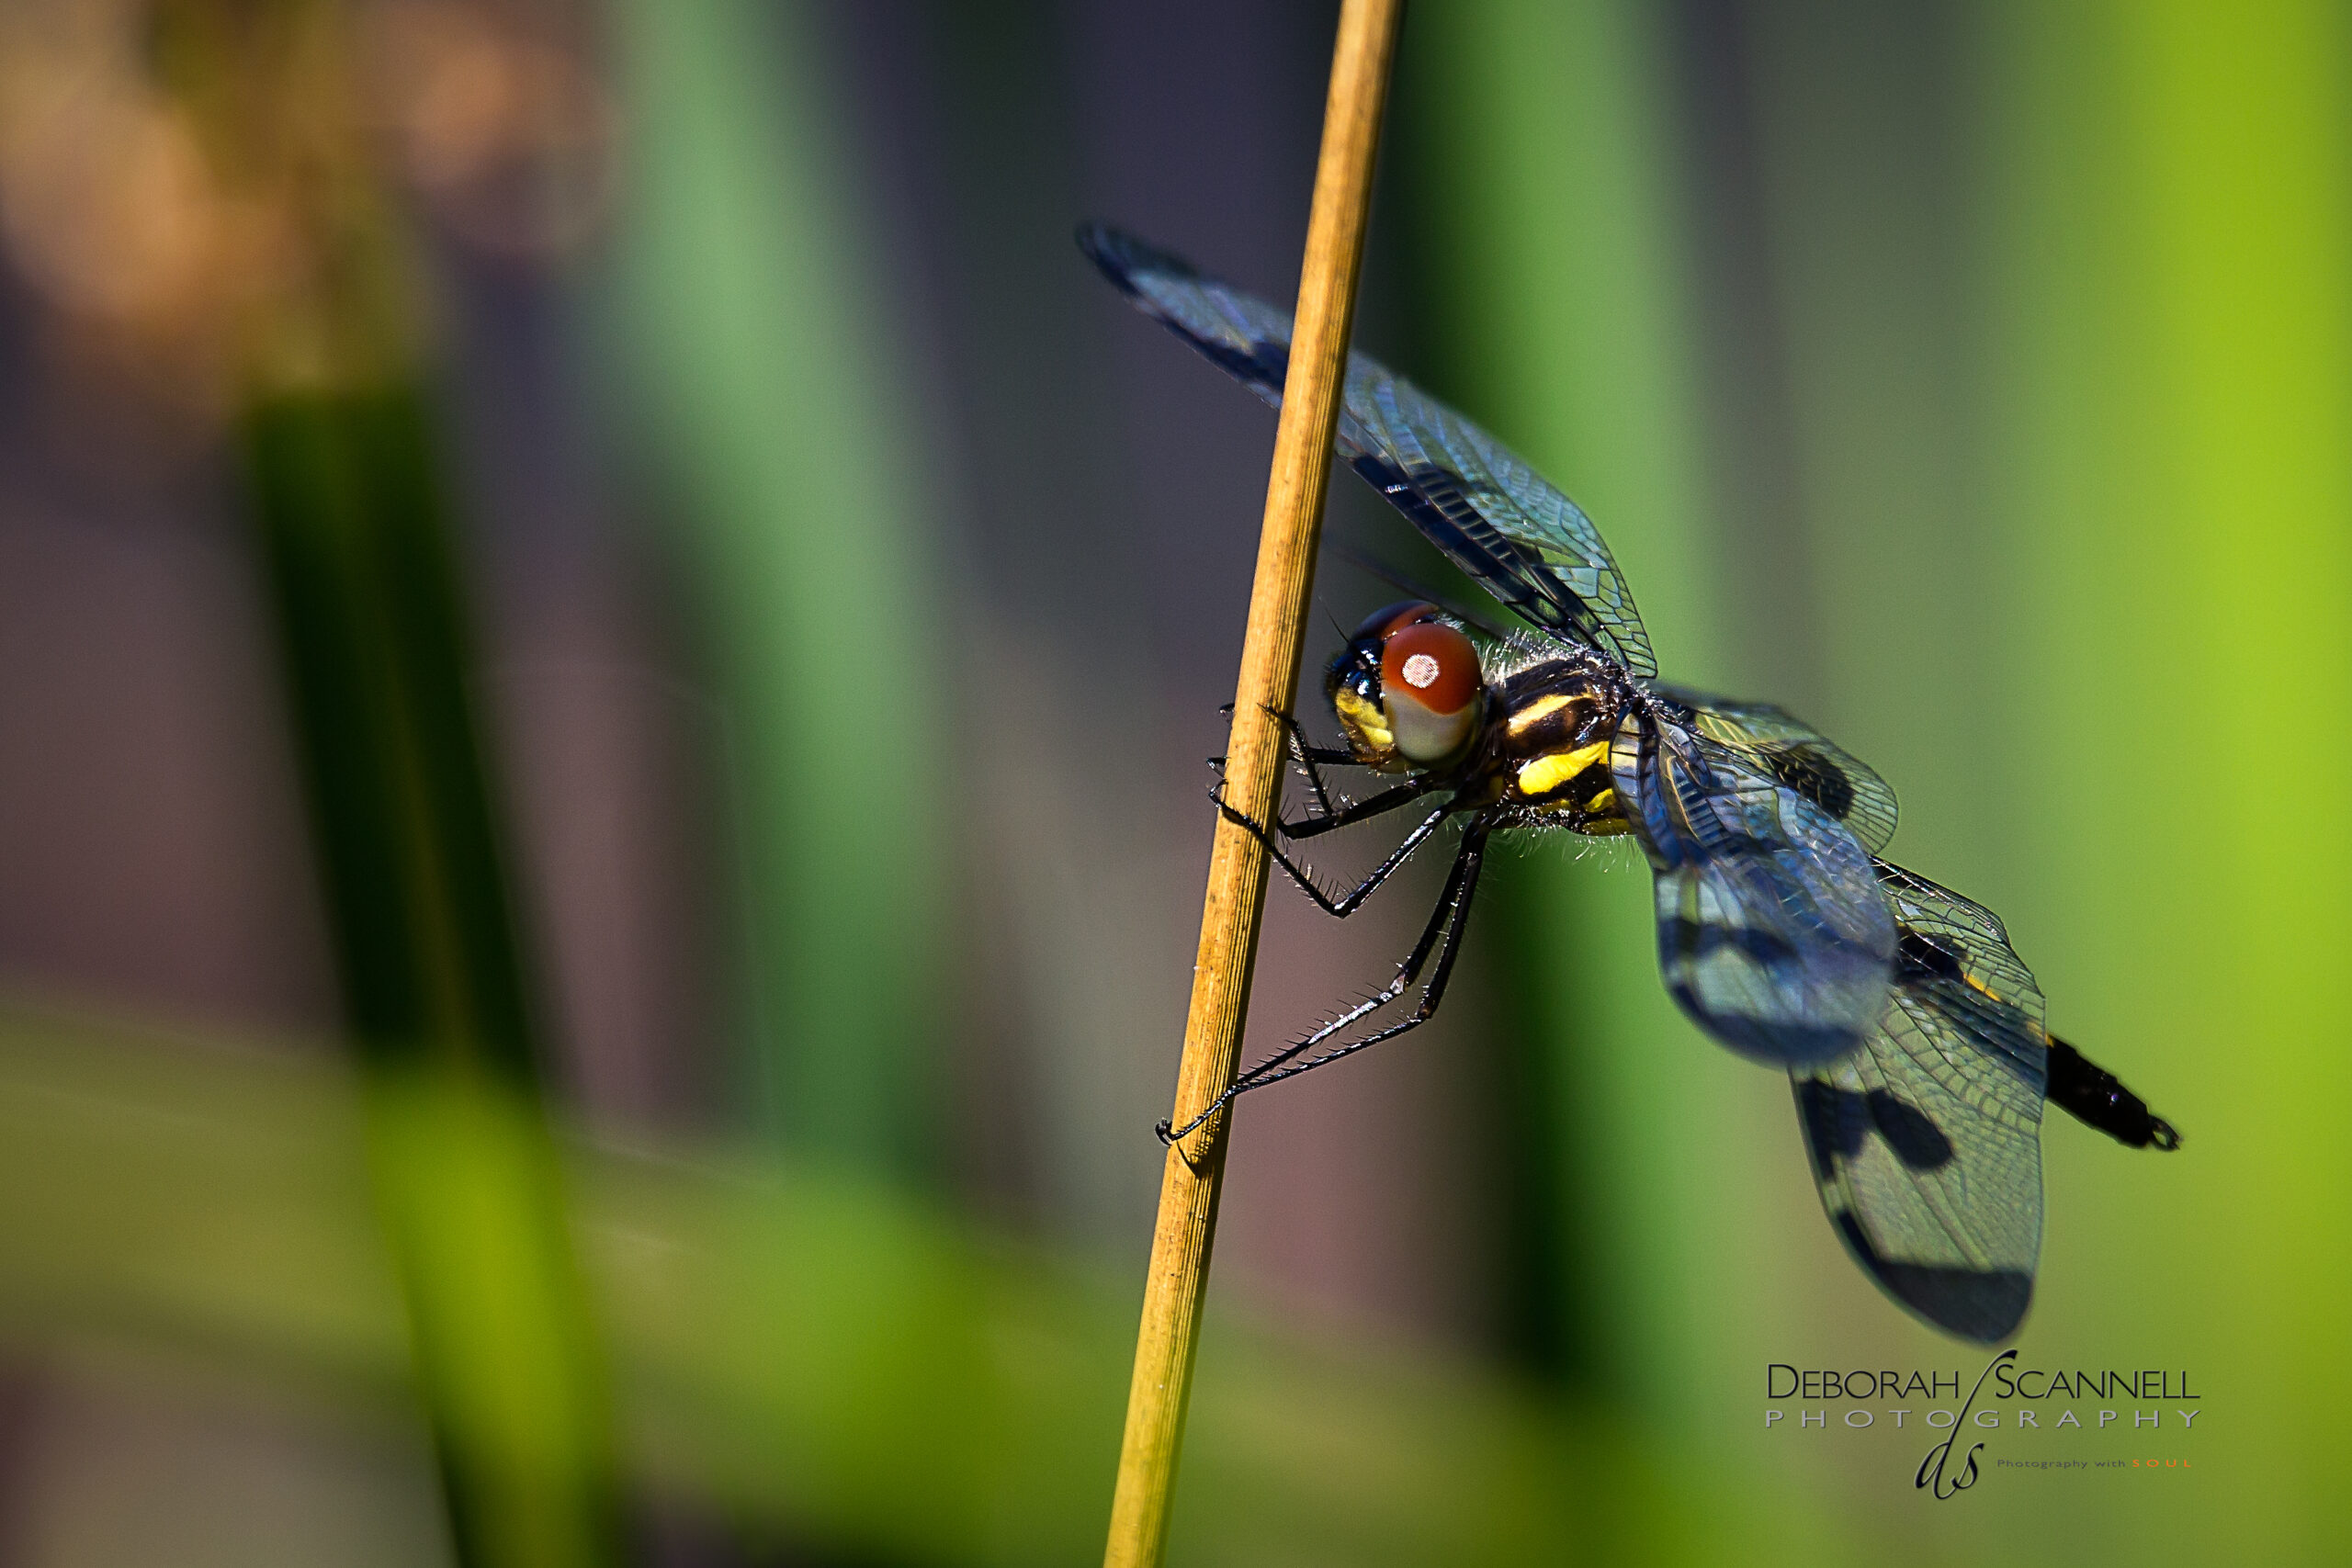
1794, 861, 2050, 1343
1611, 708, 1894, 1064
1647, 684, 1898, 853
1346, 375, 1655, 676
1081, 227, 1298, 414
1080, 224, 1657, 676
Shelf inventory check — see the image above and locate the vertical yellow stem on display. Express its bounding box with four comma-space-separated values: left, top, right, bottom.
1100, 3, 1403, 1564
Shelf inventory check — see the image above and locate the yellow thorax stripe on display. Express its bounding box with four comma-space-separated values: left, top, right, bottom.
1506, 692, 1575, 733
1517, 739, 1611, 797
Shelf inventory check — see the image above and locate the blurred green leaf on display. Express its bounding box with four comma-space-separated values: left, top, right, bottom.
604, 0, 949, 1178
0, 1003, 1705, 1568
246, 378, 622, 1568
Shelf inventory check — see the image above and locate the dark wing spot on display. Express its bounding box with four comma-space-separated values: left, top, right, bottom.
1678, 985, 1862, 1063
1800, 1082, 1954, 1174
1832, 1212, 2032, 1343
1896, 928, 1967, 984
1665, 916, 1798, 967
1797, 1078, 1866, 1177
1762, 743, 1856, 820
1865, 1089, 1956, 1170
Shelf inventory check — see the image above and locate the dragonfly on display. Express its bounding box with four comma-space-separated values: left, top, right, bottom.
1081, 223, 2179, 1344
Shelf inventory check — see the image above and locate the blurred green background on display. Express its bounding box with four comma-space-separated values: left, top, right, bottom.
0, 1, 2335, 1564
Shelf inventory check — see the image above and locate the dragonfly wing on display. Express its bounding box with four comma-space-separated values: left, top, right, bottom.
1080, 224, 1655, 675
1648, 684, 1899, 853
1342, 373, 1655, 675
1080, 226, 1295, 414
1793, 861, 2049, 1342
1611, 708, 1895, 1065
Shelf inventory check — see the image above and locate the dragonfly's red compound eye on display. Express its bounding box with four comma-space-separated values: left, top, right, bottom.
1380, 617, 1482, 764
1382, 619, 1478, 713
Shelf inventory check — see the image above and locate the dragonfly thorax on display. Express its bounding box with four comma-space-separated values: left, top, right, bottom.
1484, 660, 1633, 833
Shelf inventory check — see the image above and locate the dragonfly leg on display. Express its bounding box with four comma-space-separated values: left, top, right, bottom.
1208, 727, 1440, 845
1160, 823, 1487, 1143
1211, 781, 1447, 917
1272, 777, 1435, 841
1267, 705, 1357, 818
1209, 705, 1362, 819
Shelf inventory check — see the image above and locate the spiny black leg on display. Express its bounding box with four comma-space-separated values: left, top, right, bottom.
1273, 779, 1434, 841
1204, 740, 1359, 784
1213, 782, 1447, 917
1159, 826, 1487, 1144
1207, 766, 1433, 856
1208, 705, 1362, 818
1222, 825, 1487, 1100
2047, 1036, 2181, 1150
1239, 826, 1475, 1081
1160, 829, 1469, 1142
1266, 705, 1356, 818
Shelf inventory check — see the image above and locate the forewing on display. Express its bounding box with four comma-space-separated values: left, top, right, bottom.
1793, 861, 2050, 1343
1611, 708, 1894, 1065
1648, 684, 1898, 853
1080, 224, 1656, 675
1343, 374, 1655, 675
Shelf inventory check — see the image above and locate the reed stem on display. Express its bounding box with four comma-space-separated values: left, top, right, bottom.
1101, 4, 1404, 1563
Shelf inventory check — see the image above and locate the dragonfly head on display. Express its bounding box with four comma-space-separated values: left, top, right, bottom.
1324, 601, 1485, 773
